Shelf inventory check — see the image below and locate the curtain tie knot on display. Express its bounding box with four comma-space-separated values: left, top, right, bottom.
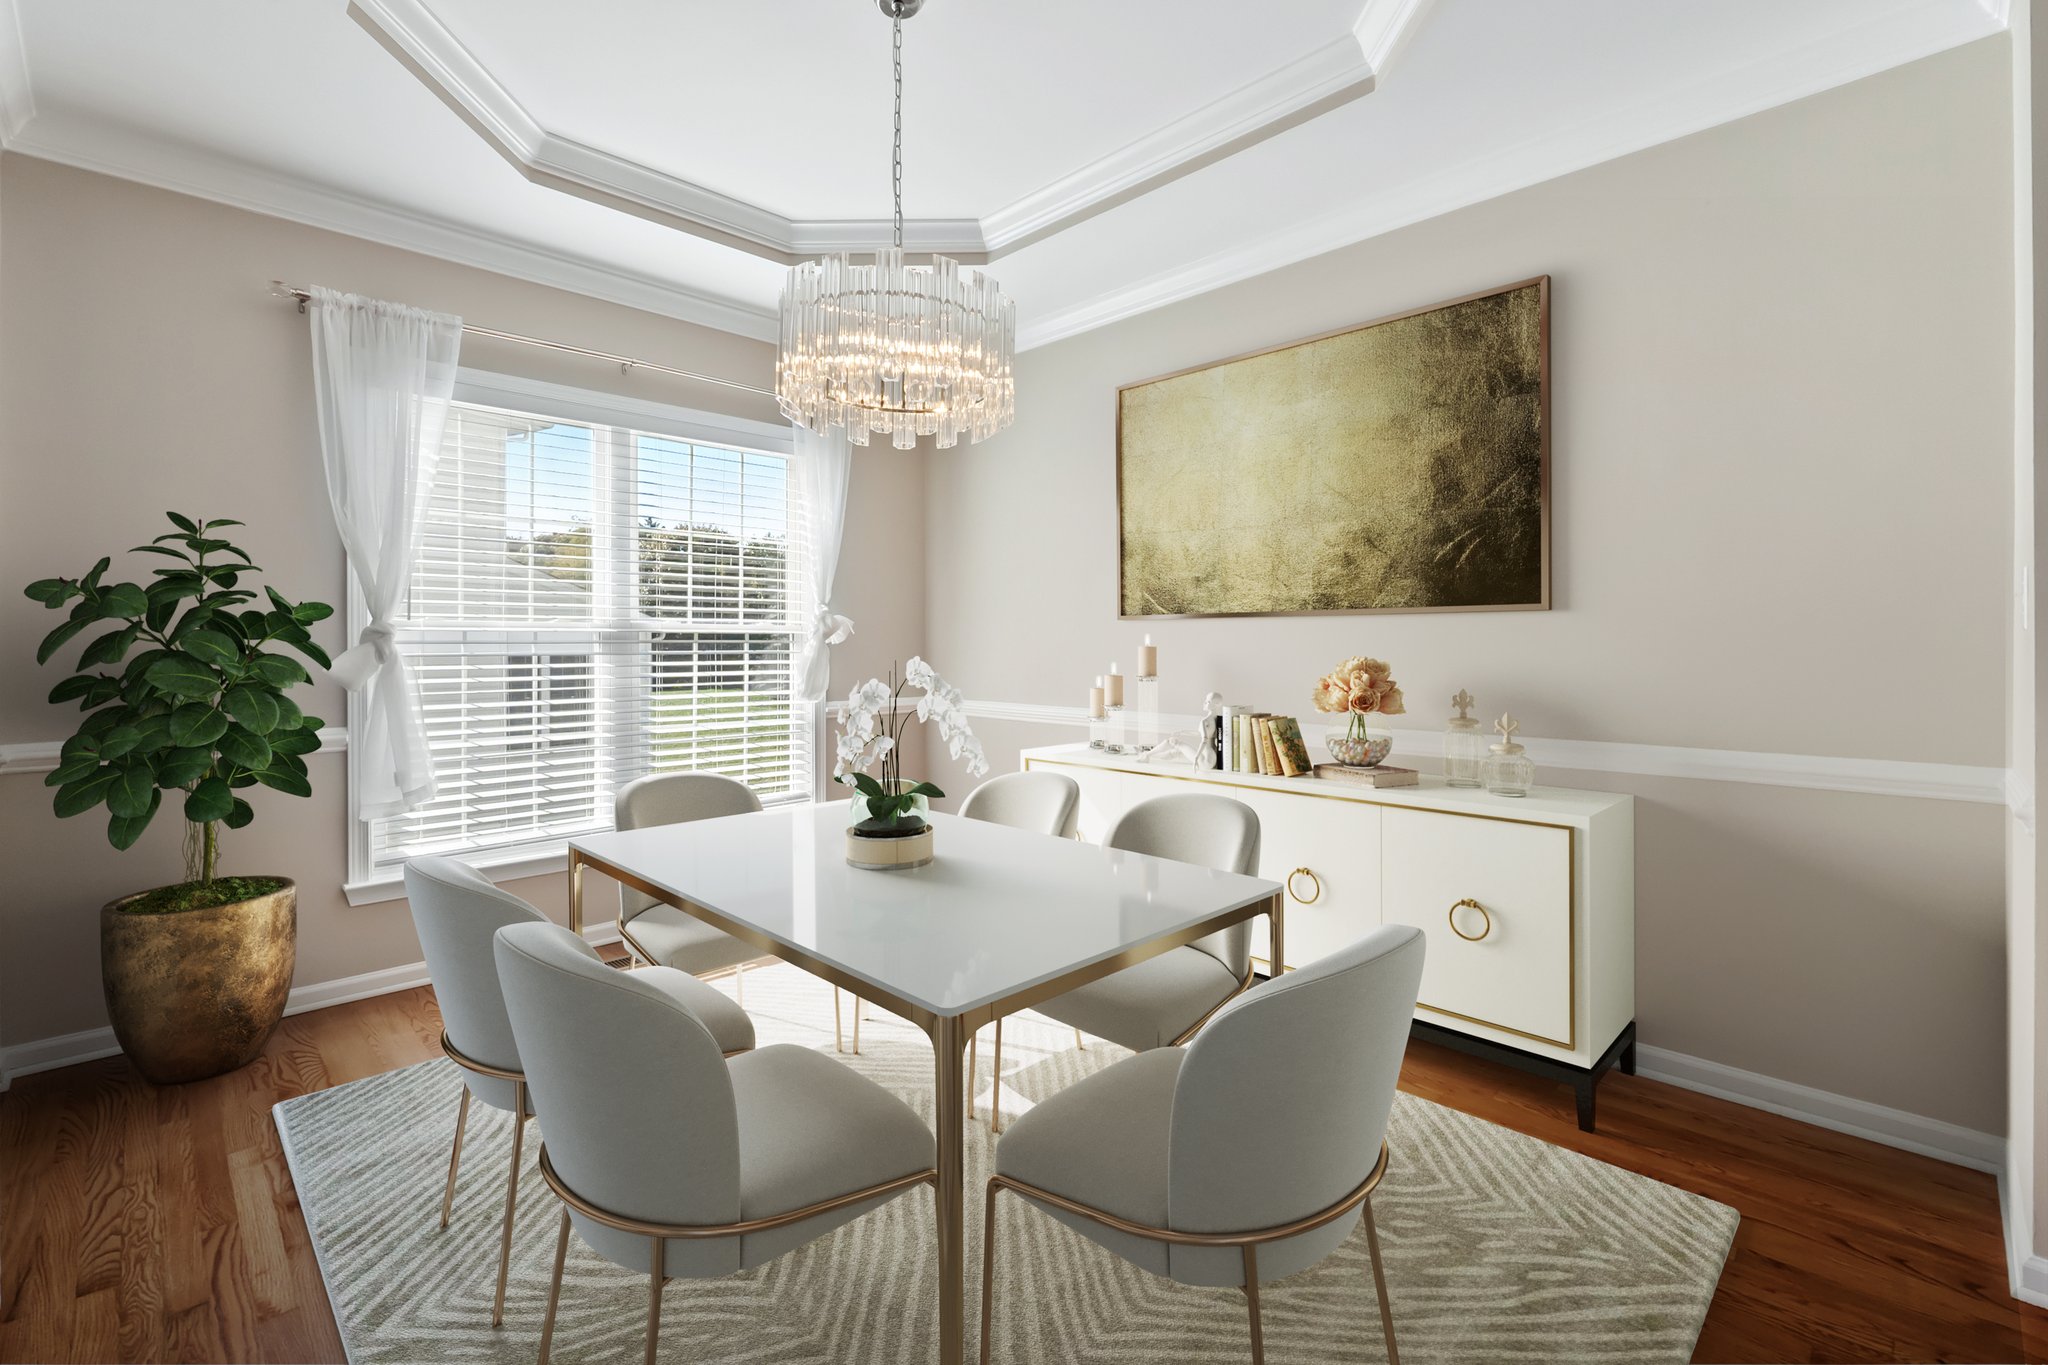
331, 619, 398, 692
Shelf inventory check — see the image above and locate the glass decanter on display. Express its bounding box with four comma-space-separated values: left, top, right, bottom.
1482, 712, 1534, 798
1444, 688, 1484, 788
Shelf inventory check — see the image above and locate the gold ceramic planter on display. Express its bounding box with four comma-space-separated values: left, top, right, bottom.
100, 879, 297, 1084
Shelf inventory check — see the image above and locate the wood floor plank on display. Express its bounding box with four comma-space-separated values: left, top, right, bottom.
1, 986, 2035, 1364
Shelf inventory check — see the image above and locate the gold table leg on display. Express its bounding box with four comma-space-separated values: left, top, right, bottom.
1268, 892, 1284, 979
568, 851, 585, 936
930, 1013, 968, 1365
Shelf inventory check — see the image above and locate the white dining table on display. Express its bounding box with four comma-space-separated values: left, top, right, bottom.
566, 802, 1284, 1365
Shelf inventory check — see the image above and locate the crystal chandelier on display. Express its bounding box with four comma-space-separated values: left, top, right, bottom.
774, 0, 1016, 450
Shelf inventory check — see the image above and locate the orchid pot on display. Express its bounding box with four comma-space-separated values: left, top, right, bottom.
834, 657, 988, 869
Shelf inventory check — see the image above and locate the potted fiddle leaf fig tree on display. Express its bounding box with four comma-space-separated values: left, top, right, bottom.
24, 513, 333, 1084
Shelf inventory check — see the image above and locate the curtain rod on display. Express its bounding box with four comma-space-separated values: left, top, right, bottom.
268, 281, 776, 400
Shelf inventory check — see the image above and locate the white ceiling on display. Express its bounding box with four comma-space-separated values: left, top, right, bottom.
0, 0, 2009, 351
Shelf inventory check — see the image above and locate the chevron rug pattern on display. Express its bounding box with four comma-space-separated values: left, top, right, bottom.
274, 962, 1737, 1363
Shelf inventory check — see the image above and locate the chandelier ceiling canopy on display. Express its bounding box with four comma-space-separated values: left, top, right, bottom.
774, 0, 1017, 450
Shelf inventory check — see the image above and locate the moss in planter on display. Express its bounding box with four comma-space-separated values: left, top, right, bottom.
120, 876, 291, 916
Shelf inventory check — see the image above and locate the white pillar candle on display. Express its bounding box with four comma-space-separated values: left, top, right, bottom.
1089, 680, 1106, 719
1105, 664, 1124, 708
1138, 633, 1157, 678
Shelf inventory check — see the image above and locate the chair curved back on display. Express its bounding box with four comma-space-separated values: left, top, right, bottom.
1165, 925, 1425, 1285
494, 920, 744, 1274
959, 771, 1081, 838
614, 772, 763, 922
402, 855, 548, 1078
1106, 794, 1260, 976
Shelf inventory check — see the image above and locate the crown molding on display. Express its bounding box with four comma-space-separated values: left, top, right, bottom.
1, 113, 780, 342
347, 0, 1431, 265
0, 0, 32, 143
1016, 0, 2008, 350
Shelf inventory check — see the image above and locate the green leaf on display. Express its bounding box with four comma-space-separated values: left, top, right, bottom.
80, 707, 128, 738
127, 714, 175, 754
23, 577, 78, 606
228, 773, 258, 789
152, 746, 214, 788
275, 628, 331, 671
248, 654, 308, 689
166, 512, 199, 534
906, 781, 945, 798
144, 594, 175, 634
98, 725, 144, 760
108, 790, 162, 850
180, 627, 240, 668
222, 797, 255, 830
184, 776, 234, 823
848, 772, 885, 798
105, 761, 157, 818
270, 693, 303, 732
253, 764, 311, 798
60, 732, 101, 765
53, 767, 118, 818
48, 674, 103, 704
202, 518, 245, 531
224, 686, 281, 734
293, 601, 333, 625
76, 624, 140, 670
300, 714, 325, 733
83, 677, 123, 708
128, 543, 192, 562
98, 583, 148, 618
120, 648, 172, 684
216, 724, 271, 771
81, 557, 111, 591
145, 654, 221, 698
167, 703, 229, 747
269, 726, 320, 756
146, 573, 203, 602
36, 615, 93, 665
43, 754, 101, 788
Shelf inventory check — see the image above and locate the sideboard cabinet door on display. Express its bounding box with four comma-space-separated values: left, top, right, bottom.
1239, 789, 1382, 972
1381, 808, 1574, 1050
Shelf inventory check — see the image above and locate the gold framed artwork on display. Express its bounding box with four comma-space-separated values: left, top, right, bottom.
1116, 276, 1551, 619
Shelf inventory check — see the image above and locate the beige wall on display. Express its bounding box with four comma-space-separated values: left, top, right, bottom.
922, 40, 2014, 1134
0, 154, 926, 1050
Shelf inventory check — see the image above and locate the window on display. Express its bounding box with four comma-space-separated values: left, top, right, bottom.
348, 375, 810, 890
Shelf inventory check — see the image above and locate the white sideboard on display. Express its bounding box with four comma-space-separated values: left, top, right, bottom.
1020, 743, 1636, 1129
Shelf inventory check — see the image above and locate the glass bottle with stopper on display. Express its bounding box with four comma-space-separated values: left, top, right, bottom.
1444, 689, 1484, 788
1482, 712, 1534, 797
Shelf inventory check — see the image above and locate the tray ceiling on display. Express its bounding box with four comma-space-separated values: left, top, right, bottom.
0, 0, 2010, 349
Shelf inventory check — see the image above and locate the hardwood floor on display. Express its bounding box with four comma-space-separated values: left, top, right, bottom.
2, 983, 2043, 1364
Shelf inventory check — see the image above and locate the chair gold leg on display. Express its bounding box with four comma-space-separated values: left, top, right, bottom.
439, 1088, 471, 1230
834, 987, 845, 1053
1364, 1196, 1399, 1365
492, 1081, 526, 1329
979, 1183, 999, 1365
645, 1238, 665, 1365
853, 997, 861, 1053
537, 1207, 570, 1365
1074, 1028, 1086, 1050
1243, 1244, 1264, 1365
968, 1029, 978, 1121
989, 1017, 1004, 1134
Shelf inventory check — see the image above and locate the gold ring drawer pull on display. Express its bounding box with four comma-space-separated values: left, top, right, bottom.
1448, 898, 1492, 942
1287, 867, 1322, 905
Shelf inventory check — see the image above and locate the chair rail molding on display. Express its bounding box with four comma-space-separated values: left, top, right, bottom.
955, 700, 2008, 806
0, 728, 351, 777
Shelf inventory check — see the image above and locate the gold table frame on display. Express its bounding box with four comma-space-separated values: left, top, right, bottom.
568, 843, 1283, 1365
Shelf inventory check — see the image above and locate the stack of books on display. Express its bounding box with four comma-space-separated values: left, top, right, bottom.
1220, 711, 1316, 778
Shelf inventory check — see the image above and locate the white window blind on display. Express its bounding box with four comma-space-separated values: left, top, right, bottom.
357, 389, 810, 874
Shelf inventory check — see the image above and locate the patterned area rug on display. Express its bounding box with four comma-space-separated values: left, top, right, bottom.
274, 962, 1737, 1363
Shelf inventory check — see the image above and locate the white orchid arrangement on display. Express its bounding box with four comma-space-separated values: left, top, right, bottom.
834, 657, 988, 828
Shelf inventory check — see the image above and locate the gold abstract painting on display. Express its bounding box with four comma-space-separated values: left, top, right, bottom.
1117, 277, 1550, 617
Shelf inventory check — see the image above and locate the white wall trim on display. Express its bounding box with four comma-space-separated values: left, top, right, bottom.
1016, 0, 2007, 349
959, 700, 2009, 805
2002, 1165, 2048, 1307
0, 727, 350, 777
0, 0, 33, 144
1634, 1044, 2003, 1175
1, 113, 779, 342
0, 921, 618, 1091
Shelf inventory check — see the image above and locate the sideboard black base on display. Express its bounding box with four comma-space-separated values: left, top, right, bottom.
1408, 1018, 1638, 1132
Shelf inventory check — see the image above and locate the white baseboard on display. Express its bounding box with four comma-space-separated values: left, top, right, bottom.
1634, 1044, 2003, 1174
0, 923, 619, 1090
2000, 1165, 2048, 1307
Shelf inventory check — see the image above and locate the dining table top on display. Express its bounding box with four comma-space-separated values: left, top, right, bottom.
569, 801, 1281, 1018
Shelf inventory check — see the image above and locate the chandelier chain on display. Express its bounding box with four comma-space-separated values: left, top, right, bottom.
891, 6, 904, 250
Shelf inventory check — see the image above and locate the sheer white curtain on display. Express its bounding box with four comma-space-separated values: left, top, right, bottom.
308, 288, 463, 818
791, 421, 854, 703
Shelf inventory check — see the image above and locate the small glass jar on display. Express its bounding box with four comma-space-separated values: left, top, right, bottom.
1444, 690, 1484, 788
1483, 738, 1534, 797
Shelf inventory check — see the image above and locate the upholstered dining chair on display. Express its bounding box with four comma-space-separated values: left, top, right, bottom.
403, 856, 755, 1327
980, 793, 1260, 1133
981, 925, 1425, 1365
958, 771, 1085, 1125
493, 920, 937, 1365
615, 771, 868, 1055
